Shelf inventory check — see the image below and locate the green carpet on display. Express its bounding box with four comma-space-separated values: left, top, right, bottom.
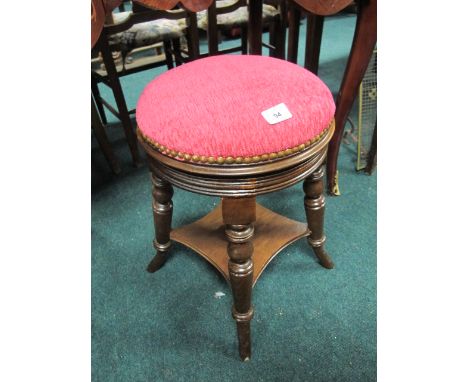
92, 13, 376, 381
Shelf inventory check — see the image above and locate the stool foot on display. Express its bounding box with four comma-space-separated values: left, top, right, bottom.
236, 320, 252, 361
149, 175, 173, 273
147, 251, 168, 273
308, 237, 334, 269
222, 197, 256, 360
304, 167, 335, 269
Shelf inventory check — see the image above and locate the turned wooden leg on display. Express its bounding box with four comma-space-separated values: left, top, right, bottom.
222, 197, 256, 361
303, 167, 334, 269
147, 175, 174, 273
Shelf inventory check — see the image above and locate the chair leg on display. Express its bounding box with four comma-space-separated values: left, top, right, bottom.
303, 166, 334, 269
186, 12, 200, 60
304, 14, 323, 75
91, 75, 107, 124
247, 0, 262, 54
163, 40, 174, 70
98, 37, 142, 167
272, 15, 286, 60
287, 5, 301, 63
268, 22, 276, 57
241, 25, 248, 55
207, 4, 219, 55
147, 174, 174, 273
222, 197, 256, 361
172, 38, 184, 66
326, 0, 376, 194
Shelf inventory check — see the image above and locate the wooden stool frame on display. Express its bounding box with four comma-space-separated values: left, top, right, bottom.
137, 121, 335, 360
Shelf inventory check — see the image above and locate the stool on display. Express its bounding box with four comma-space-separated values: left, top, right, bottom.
136, 54, 336, 360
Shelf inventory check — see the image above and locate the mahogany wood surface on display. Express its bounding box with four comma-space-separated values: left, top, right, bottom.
303, 167, 334, 268
147, 175, 174, 272
304, 13, 323, 74
326, 0, 376, 194
170, 203, 309, 284
268, 13, 286, 59
139, 121, 334, 179
207, 1, 219, 55
293, 0, 353, 16
222, 197, 256, 360
90, 0, 372, 360
248, 0, 263, 54
286, 0, 377, 194
139, 120, 334, 359
91, 0, 106, 48
286, 4, 301, 63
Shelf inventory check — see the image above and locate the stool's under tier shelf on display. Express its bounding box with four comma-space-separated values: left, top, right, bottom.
171, 203, 309, 285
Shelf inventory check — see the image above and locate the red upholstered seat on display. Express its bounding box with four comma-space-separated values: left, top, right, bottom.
136, 55, 335, 164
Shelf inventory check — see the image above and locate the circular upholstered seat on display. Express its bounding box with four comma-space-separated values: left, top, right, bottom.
137, 54, 337, 361
136, 55, 335, 165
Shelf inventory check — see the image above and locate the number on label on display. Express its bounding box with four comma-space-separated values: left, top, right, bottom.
261, 103, 292, 125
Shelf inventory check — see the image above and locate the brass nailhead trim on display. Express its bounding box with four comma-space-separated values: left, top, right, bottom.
139, 120, 334, 166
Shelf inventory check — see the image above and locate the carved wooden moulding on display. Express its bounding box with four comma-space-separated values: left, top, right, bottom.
138, 120, 334, 198
137, 120, 334, 166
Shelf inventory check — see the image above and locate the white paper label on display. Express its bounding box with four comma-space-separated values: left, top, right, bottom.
261, 103, 292, 125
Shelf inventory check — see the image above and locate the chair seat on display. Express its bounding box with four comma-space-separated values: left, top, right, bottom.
136, 55, 335, 164
197, 1, 280, 30
109, 11, 186, 53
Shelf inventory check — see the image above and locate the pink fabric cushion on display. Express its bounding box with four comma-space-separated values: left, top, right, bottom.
136, 55, 335, 158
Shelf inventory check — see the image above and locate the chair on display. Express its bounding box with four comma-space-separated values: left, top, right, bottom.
91, 1, 200, 166
285, 0, 377, 194
196, 0, 286, 58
